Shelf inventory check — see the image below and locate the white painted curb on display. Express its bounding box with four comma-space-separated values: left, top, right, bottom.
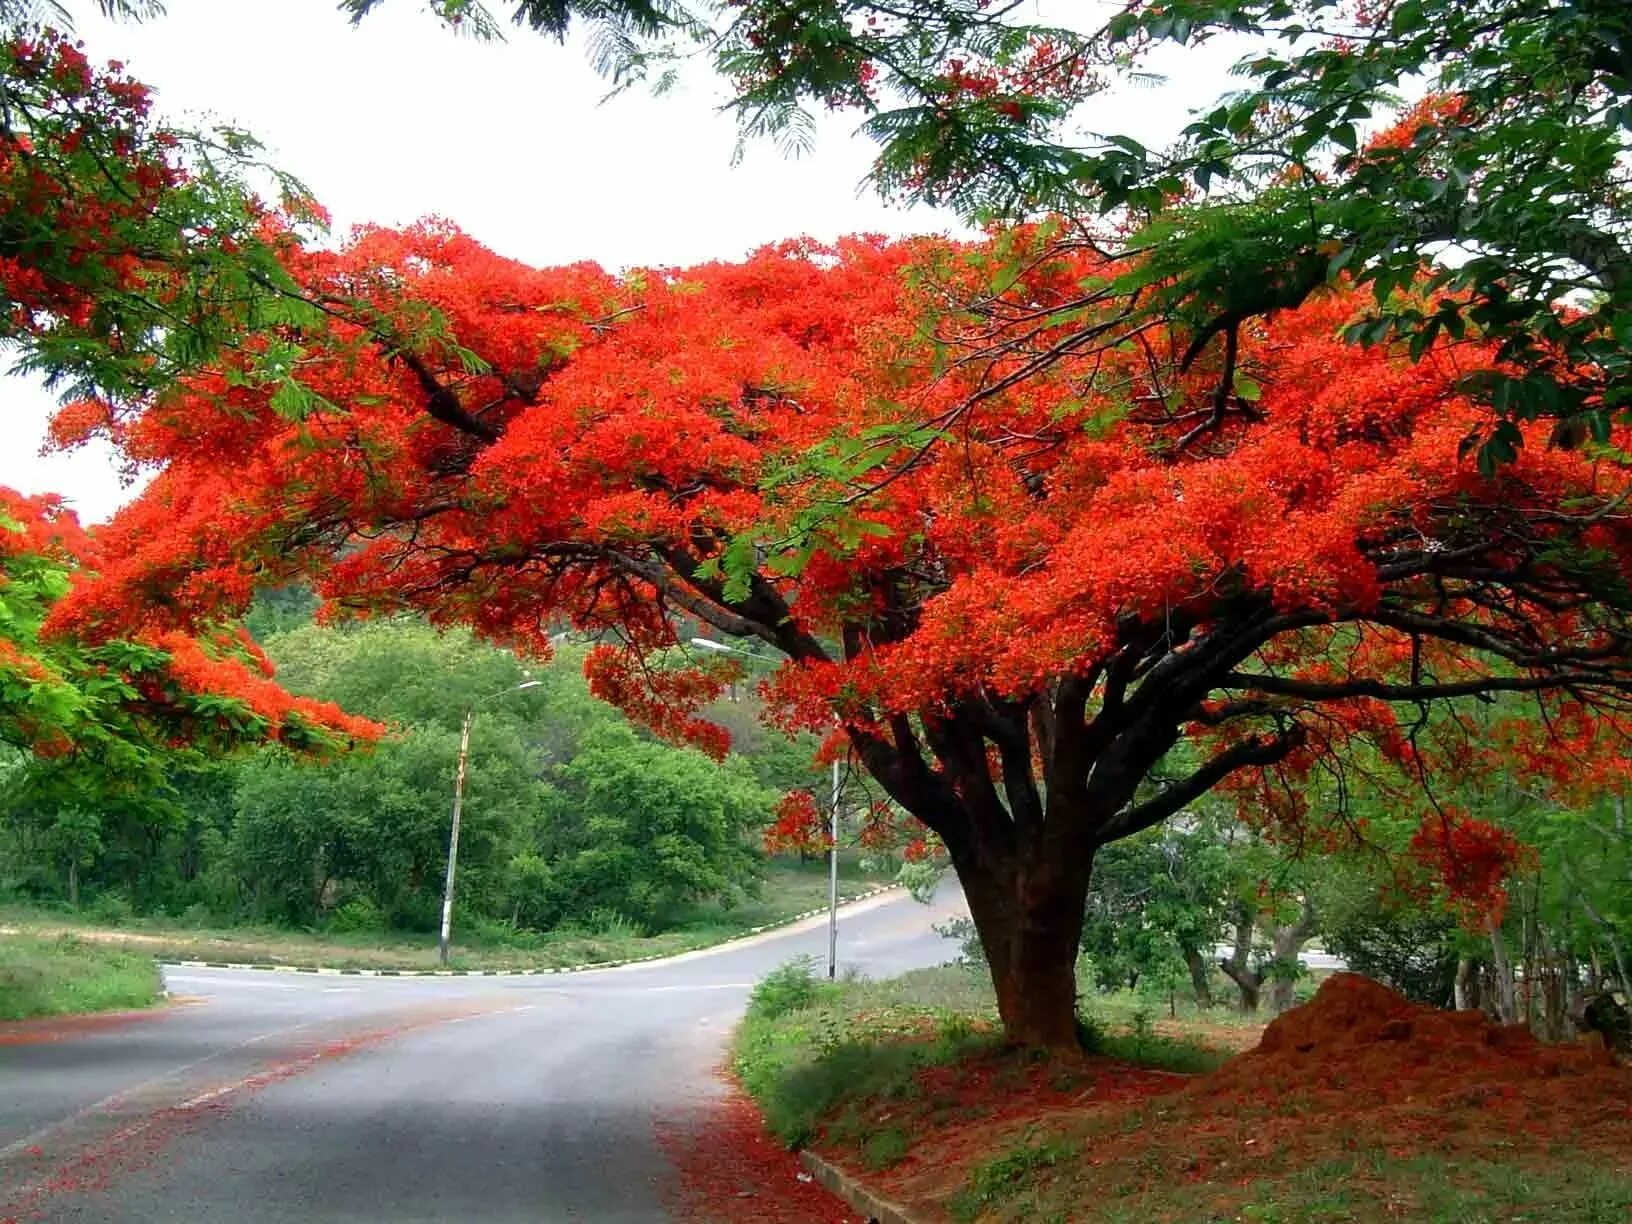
168, 885, 902, 978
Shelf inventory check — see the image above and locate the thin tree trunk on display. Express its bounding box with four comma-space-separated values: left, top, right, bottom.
1269, 897, 1317, 1014
1454, 955, 1475, 1011
1182, 945, 1213, 1010
1220, 902, 1263, 1013
67, 859, 78, 909
1489, 920, 1518, 1024
1568, 865, 1632, 998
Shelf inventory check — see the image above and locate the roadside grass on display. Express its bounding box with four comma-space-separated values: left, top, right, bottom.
732, 962, 1226, 1157
734, 962, 1632, 1223
962, 1134, 1632, 1223
0, 933, 163, 1021
0, 858, 893, 973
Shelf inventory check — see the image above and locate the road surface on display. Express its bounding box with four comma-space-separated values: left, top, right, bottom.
1, 885, 968, 1222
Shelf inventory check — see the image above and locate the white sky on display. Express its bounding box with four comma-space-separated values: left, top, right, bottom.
0, 0, 1242, 522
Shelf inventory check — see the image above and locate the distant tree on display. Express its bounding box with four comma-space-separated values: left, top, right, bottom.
229, 724, 541, 927
540, 724, 768, 929
1080, 818, 1233, 1008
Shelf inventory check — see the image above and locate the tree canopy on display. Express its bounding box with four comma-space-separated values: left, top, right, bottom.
41, 209, 1632, 1044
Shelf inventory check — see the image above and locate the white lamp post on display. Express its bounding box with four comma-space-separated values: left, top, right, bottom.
439, 677, 544, 966
691, 637, 844, 979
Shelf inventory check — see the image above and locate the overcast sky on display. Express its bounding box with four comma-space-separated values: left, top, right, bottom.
0, 0, 1242, 521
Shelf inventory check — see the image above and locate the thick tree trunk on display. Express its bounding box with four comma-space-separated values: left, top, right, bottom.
1182, 945, 1213, 1009
956, 850, 1092, 1051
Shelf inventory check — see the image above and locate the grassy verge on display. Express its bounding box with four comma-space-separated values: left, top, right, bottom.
0, 933, 164, 1021
733, 963, 1232, 1152
734, 963, 1632, 1223
0, 859, 892, 973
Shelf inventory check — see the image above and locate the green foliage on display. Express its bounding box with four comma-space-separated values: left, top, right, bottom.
748, 956, 827, 1021
2, 615, 795, 940
537, 722, 768, 927
1079, 817, 1232, 997
0, 933, 161, 1020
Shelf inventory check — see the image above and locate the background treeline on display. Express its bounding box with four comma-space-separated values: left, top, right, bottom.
1043, 771, 1632, 1039
0, 594, 830, 941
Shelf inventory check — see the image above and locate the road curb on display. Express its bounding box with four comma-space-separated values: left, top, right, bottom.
167, 884, 903, 978
800, 1150, 924, 1224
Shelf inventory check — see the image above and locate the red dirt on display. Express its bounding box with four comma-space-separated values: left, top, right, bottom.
1200, 971, 1625, 1134
0, 1005, 178, 1047
657, 1084, 861, 1223
800, 974, 1632, 1221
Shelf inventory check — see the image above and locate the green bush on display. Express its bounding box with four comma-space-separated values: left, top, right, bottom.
326, 897, 385, 934
87, 891, 134, 926
748, 957, 826, 1021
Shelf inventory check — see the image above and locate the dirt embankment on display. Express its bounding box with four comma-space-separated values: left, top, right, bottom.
816, 974, 1632, 1222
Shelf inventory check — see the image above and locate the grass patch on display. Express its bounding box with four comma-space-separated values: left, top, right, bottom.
0, 933, 163, 1021
949, 1131, 1077, 1222
0, 859, 892, 973
735, 962, 1000, 1147
732, 961, 1223, 1164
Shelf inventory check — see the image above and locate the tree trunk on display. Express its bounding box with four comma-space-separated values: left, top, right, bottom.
67, 859, 79, 909
1489, 920, 1518, 1024
1220, 901, 1263, 1013
956, 849, 1091, 1051
1454, 955, 1475, 1011
1268, 897, 1317, 1014
1182, 945, 1213, 1010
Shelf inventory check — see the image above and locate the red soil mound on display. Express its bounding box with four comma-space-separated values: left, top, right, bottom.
1254, 971, 1610, 1070
1199, 972, 1627, 1138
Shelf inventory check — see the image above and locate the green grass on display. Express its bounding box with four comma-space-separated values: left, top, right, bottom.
731, 962, 1229, 1155
734, 963, 1001, 1147
1026, 1149, 1632, 1224
0, 858, 893, 974
0, 933, 164, 1021
950, 1132, 1077, 1223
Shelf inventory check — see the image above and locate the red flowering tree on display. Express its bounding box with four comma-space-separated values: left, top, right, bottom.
0, 487, 375, 781
0, 26, 326, 415
48, 217, 1632, 1047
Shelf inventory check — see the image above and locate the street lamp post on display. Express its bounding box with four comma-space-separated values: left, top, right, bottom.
827, 750, 840, 980
691, 637, 844, 980
439, 678, 543, 967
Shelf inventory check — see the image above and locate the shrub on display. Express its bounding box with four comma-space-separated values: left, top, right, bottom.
326, 897, 385, 934
935, 915, 986, 967
87, 891, 134, 927
749, 957, 825, 1022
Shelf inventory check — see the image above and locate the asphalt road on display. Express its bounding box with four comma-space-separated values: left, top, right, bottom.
1, 885, 968, 1222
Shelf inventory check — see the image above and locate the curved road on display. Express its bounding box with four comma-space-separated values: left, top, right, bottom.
1, 886, 968, 1222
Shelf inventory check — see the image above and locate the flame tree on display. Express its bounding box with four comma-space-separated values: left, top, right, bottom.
41, 221, 1632, 1047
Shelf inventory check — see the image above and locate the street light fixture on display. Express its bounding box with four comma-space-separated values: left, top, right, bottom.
691, 636, 844, 980
438, 677, 545, 966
